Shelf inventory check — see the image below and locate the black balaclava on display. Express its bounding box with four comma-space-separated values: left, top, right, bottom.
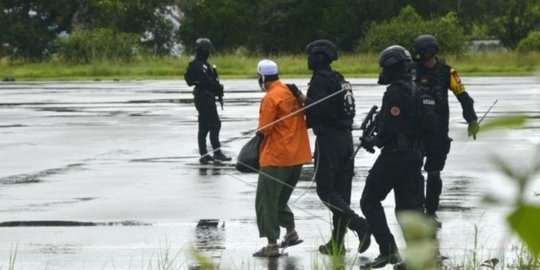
195, 50, 209, 62
308, 53, 331, 72
378, 62, 412, 85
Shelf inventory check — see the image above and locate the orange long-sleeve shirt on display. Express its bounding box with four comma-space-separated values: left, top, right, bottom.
258, 80, 311, 167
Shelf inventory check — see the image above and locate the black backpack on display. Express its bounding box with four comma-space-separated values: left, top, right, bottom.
184, 61, 196, 86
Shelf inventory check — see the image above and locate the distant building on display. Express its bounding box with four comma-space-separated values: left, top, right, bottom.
467, 40, 504, 51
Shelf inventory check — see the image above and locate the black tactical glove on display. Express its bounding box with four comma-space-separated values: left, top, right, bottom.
286, 84, 302, 98
217, 84, 224, 110
360, 136, 377, 153
218, 84, 224, 95
468, 120, 480, 140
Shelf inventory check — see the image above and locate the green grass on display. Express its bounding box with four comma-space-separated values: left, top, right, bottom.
1, 51, 539, 81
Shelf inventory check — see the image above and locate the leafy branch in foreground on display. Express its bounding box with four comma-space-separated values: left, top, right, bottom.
482, 115, 540, 258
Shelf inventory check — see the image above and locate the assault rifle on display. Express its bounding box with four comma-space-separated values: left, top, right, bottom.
351, 105, 379, 159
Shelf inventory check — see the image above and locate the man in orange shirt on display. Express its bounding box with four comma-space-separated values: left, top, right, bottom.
252, 59, 312, 257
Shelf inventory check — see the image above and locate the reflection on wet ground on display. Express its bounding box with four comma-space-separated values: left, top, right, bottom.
195, 219, 225, 250
0, 163, 85, 185
0, 220, 150, 227
0, 78, 539, 269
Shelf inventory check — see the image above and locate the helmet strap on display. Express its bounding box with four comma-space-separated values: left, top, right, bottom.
258, 74, 266, 91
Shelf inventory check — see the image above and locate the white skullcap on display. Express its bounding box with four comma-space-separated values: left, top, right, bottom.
257, 59, 278, 75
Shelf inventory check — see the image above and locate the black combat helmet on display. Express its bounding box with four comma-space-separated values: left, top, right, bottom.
305, 39, 338, 61
193, 38, 213, 52
379, 45, 412, 68
378, 45, 412, 85
412, 34, 439, 62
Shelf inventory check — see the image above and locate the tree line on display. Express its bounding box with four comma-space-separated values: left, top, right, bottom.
1, 0, 539, 61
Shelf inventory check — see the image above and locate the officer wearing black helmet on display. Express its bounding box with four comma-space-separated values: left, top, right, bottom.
411, 34, 479, 226
359, 45, 427, 269
294, 39, 370, 256
184, 38, 231, 164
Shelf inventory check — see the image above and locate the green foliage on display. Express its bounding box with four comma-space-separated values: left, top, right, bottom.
55, 28, 139, 63
9, 243, 17, 270
0, 0, 81, 59
480, 115, 528, 132
76, 0, 178, 55
190, 249, 214, 270
517, 31, 540, 52
178, 0, 411, 54
251, 0, 368, 53
486, 130, 540, 259
143, 15, 180, 56
357, 6, 466, 54
2, 51, 540, 80
79, 0, 173, 33
397, 211, 439, 270
0, 0, 177, 59
178, 0, 254, 53
508, 204, 540, 256
488, 0, 540, 49
2, 0, 540, 58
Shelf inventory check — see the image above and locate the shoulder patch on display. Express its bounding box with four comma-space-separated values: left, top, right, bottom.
450, 69, 461, 84
390, 106, 401, 116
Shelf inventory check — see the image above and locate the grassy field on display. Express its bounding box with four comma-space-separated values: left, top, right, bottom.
1, 51, 539, 81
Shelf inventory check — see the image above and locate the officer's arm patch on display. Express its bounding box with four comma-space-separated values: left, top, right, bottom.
450, 68, 465, 95
390, 106, 401, 116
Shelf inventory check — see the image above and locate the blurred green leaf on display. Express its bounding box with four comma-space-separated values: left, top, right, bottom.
481, 194, 502, 205
480, 115, 527, 132
533, 146, 540, 174
403, 241, 439, 270
397, 211, 436, 242
507, 204, 540, 257
491, 155, 526, 184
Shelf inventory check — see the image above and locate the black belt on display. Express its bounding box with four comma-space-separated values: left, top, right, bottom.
382, 136, 420, 152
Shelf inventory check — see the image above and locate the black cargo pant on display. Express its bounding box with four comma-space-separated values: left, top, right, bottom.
314, 127, 369, 244
194, 90, 221, 156
423, 134, 451, 215
360, 147, 424, 255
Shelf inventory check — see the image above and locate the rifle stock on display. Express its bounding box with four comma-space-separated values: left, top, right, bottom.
351, 105, 378, 159
213, 65, 224, 110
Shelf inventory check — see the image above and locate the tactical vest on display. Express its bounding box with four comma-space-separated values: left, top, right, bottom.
315, 70, 355, 129
184, 60, 221, 97
413, 60, 451, 134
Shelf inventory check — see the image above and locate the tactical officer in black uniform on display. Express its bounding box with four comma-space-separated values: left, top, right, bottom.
359, 45, 429, 269
184, 38, 231, 164
301, 39, 370, 256
412, 34, 479, 225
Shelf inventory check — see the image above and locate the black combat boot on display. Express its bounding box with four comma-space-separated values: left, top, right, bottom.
319, 239, 346, 256
361, 252, 402, 269
199, 154, 214, 165
213, 151, 231, 162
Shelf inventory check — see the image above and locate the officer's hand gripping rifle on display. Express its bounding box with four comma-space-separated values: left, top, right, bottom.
351, 105, 378, 159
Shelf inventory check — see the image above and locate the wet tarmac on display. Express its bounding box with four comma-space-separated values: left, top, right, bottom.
0, 77, 539, 269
